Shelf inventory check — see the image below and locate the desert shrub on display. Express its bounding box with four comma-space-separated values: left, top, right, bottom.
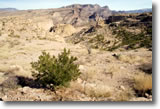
133, 73, 152, 97
89, 34, 107, 49
31, 48, 81, 89
114, 88, 135, 101
84, 83, 111, 99
109, 26, 152, 51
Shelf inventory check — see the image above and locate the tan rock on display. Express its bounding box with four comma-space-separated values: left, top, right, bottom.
119, 85, 125, 91
22, 87, 31, 94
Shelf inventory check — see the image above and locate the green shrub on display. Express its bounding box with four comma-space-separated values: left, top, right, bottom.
31, 48, 81, 89
89, 34, 106, 49
109, 26, 152, 50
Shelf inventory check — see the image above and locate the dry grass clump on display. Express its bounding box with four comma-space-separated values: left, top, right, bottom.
84, 83, 112, 98
5, 38, 21, 48
86, 68, 98, 80
0, 64, 31, 78
114, 88, 135, 101
79, 67, 113, 99
133, 73, 152, 92
117, 54, 146, 64
107, 63, 121, 74
70, 80, 84, 93
80, 67, 98, 82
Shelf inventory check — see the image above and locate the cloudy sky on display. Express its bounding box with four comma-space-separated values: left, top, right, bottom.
0, 0, 152, 10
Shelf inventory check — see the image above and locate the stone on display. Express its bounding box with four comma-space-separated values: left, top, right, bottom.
77, 78, 83, 84
22, 87, 31, 94
2, 95, 8, 101
119, 85, 125, 91
79, 65, 85, 71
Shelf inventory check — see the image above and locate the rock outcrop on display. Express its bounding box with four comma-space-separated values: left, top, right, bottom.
51, 4, 112, 26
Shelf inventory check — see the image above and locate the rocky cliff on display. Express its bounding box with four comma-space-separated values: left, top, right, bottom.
51, 4, 112, 26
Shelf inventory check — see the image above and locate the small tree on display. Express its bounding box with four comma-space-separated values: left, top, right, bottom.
31, 48, 81, 89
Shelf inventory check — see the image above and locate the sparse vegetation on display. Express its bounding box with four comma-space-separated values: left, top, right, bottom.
114, 88, 135, 101
19, 28, 26, 31
0, 8, 152, 101
133, 73, 152, 97
31, 48, 81, 89
86, 86, 111, 98
89, 34, 109, 49
8, 39, 21, 48
108, 24, 152, 51
14, 34, 20, 38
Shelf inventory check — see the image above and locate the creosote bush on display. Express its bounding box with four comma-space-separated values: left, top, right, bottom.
31, 48, 81, 89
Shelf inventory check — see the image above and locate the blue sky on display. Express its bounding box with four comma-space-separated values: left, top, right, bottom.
0, 0, 152, 11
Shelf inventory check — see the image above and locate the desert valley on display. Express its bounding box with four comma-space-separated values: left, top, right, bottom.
0, 4, 152, 101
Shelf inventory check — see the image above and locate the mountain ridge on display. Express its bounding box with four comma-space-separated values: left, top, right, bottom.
113, 8, 152, 14
0, 8, 18, 11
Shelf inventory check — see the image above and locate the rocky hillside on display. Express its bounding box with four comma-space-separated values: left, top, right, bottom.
51, 4, 112, 26
0, 4, 152, 101
105, 13, 152, 50
0, 4, 111, 27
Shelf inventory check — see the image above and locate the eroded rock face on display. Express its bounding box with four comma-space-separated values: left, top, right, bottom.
51, 4, 112, 26
50, 24, 76, 36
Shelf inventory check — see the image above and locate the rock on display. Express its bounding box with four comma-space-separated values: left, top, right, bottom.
79, 65, 85, 71
2, 95, 8, 101
22, 87, 31, 94
120, 66, 125, 69
145, 93, 152, 99
119, 85, 125, 91
148, 95, 152, 99
77, 78, 83, 84
52, 24, 76, 37
131, 97, 152, 101
52, 4, 111, 26
9, 65, 24, 73
145, 93, 149, 97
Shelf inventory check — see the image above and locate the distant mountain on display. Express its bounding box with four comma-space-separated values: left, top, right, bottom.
112, 8, 152, 14
0, 8, 18, 11
51, 4, 112, 26
0, 4, 112, 23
